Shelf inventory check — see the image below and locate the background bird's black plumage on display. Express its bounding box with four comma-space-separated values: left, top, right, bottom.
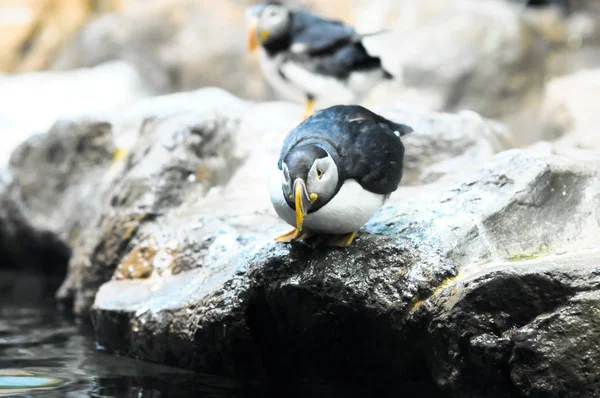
262, 9, 391, 80
288, 11, 357, 54
279, 105, 412, 195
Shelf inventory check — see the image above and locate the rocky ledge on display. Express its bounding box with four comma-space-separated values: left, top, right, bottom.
2, 88, 599, 397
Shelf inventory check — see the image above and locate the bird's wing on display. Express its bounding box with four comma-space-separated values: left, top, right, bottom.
289, 11, 358, 55
289, 12, 390, 55
281, 41, 384, 81
327, 106, 411, 195
347, 123, 405, 195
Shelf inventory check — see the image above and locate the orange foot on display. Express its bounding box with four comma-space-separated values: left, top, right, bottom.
274, 228, 314, 243
326, 231, 358, 247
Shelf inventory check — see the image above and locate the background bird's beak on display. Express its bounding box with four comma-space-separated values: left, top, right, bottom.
293, 179, 310, 231
247, 19, 259, 53
245, 4, 264, 53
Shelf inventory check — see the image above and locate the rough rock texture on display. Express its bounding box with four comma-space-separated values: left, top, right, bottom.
89, 149, 600, 397
376, 107, 514, 184
5, 87, 599, 396
4, 88, 509, 315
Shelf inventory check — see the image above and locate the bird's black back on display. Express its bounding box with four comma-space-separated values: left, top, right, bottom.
279, 105, 412, 195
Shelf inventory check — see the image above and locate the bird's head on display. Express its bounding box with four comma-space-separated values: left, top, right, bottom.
245, 3, 291, 52
281, 144, 339, 231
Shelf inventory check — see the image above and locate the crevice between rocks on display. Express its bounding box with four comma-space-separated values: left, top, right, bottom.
243, 283, 449, 396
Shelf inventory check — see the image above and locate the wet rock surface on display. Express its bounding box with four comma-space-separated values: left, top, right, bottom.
89, 148, 600, 397
4, 87, 599, 396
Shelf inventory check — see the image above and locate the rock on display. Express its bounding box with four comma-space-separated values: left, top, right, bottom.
426, 250, 600, 397
51, 0, 275, 100
0, 61, 152, 165
375, 107, 515, 185
7, 87, 250, 314
354, 0, 600, 146
362, 1, 569, 146
89, 148, 600, 397
539, 68, 600, 151
4, 86, 511, 313
0, 168, 71, 301
6, 86, 598, 395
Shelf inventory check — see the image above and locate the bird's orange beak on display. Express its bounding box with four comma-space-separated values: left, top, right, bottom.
247, 19, 259, 53
294, 182, 306, 231
293, 179, 318, 231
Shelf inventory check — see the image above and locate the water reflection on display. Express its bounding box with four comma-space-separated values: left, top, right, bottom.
0, 294, 261, 398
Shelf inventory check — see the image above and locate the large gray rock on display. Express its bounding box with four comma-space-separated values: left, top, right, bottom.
5, 88, 510, 314
90, 148, 600, 397
376, 107, 514, 184
5, 87, 599, 396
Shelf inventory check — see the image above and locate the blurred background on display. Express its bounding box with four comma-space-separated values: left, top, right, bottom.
1, 0, 599, 166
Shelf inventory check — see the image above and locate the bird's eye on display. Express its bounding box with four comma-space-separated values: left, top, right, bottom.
317, 169, 324, 179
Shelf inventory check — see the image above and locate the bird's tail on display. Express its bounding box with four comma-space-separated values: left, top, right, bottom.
394, 123, 413, 137
374, 112, 414, 137
357, 29, 392, 39
355, 29, 395, 79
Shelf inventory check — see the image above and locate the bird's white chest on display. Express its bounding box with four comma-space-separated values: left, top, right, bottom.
257, 49, 383, 107
268, 167, 386, 235
258, 50, 308, 104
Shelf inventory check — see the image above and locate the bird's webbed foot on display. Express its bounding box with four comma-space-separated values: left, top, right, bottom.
326, 231, 358, 247
274, 228, 314, 243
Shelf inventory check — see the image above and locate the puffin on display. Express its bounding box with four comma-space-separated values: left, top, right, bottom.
246, 2, 393, 119
269, 105, 413, 247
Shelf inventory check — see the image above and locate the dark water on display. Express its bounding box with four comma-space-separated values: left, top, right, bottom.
0, 273, 264, 398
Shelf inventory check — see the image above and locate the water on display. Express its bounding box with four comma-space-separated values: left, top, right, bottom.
0, 276, 262, 398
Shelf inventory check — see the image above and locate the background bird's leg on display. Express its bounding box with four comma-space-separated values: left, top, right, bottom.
302, 94, 315, 120
361, 95, 376, 110
275, 228, 314, 243
326, 231, 358, 247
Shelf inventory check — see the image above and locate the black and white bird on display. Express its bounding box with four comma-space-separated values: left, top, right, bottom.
246, 2, 393, 119
269, 105, 412, 247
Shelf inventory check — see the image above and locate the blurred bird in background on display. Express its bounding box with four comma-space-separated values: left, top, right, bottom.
245, 2, 393, 119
